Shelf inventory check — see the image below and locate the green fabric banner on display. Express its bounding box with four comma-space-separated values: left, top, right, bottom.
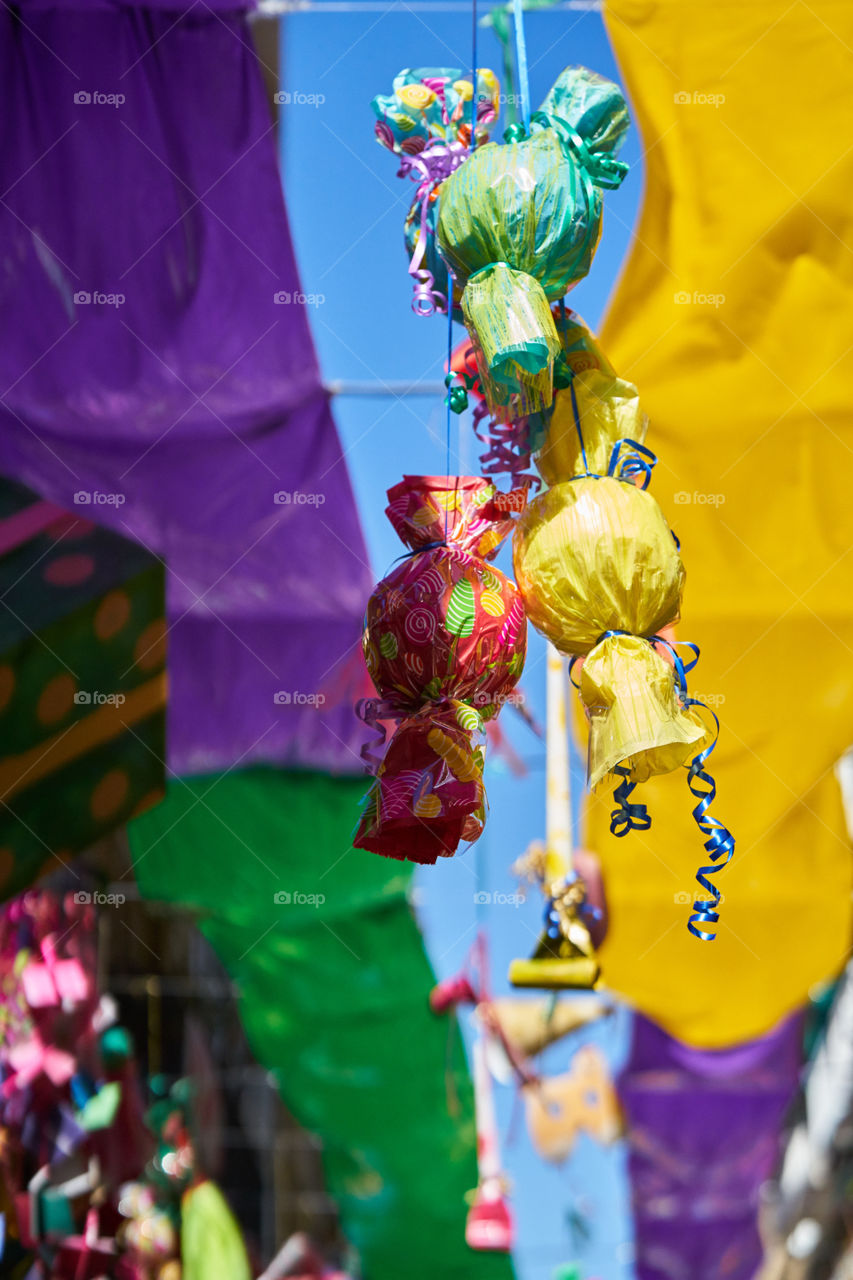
129, 767, 514, 1280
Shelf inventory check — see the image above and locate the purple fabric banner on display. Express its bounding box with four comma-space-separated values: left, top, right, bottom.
0, 1, 371, 775
619, 1013, 803, 1280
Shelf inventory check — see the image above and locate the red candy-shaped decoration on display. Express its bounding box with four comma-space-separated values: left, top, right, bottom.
356, 476, 527, 864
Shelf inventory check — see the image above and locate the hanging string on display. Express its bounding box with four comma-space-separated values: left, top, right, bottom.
471, 0, 479, 147
512, 0, 531, 132
445, 271, 455, 542
568, 379, 590, 476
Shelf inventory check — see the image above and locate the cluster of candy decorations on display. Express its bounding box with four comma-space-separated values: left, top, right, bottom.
362, 61, 734, 936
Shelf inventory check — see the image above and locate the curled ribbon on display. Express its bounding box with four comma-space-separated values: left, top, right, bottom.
529, 111, 628, 190
607, 438, 658, 489
355, 696, 402, 773
610, 764, 652, 838
679, 698, 736, 942
503, 115, 628, 190
472, 400, 539, 489
399, 141, 467, 316
445, 370, 475, 415
596, 631, 735, 939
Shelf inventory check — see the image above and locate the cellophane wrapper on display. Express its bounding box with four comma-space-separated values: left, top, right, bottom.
513, 477, 703, 786
535, 313, 647, 482
356, 476, 527, 863
437, 130, 600, 420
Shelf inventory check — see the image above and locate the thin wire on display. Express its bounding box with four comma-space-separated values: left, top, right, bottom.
445, 272, 454, 540
471, 0, 478, 146
513, 0, 531, 132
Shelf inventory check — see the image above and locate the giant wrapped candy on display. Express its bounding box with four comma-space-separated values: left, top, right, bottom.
371, 68, 500, 315
513, 464, 705, 795
515, 424, 735, 938
437, 66, 629, 420
355, 476, 527, 863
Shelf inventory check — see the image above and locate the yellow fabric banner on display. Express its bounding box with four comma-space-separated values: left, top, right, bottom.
588, 0, 853, 1046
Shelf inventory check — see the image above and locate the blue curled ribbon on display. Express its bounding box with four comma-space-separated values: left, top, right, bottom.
610, 764, 652, 837
607, 438, 657, 489
678, 695, 736, 942
593, 629, 735, 939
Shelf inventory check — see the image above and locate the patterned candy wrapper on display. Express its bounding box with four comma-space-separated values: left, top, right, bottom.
355, 476, 527, 864
372, 68, 500, 316
372, 68, 500, 157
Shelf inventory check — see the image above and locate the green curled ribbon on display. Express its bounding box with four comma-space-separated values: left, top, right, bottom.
444, 371, 475, 414
502, 121, 527, 144
502, 112, 628, 190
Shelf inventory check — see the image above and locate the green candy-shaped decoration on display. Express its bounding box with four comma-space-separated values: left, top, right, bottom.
455, 703, 484, 734
379, 632, 398, 660
445, 578, 476, 638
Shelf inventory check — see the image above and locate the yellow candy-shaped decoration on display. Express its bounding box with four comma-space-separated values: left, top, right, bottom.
536, 372, 647, 485
427, 726, 480, 782
513, 477, 704, 786
414, 792, 443, 818
397, 83, 437, 111
480, 589, 505, 617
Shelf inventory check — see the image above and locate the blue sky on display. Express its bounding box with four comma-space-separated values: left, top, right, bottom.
278, 9, 643, 1277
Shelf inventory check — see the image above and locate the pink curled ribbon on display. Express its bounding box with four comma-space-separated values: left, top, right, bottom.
355, 697, 404, 773
472, 400, 539, 489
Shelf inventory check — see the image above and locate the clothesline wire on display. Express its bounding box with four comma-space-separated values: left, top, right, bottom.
254, 0, 600, 13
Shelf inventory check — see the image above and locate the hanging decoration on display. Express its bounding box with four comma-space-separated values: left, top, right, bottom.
429, 937, 618, 1178
465, 1033, 514, 1252
371, 68, 501, 316
523, 1045, 622, 1164
513, 387, 736, 935
509, 646, 602, 989
436, 67, 629, 421
354, 477, 527, 863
